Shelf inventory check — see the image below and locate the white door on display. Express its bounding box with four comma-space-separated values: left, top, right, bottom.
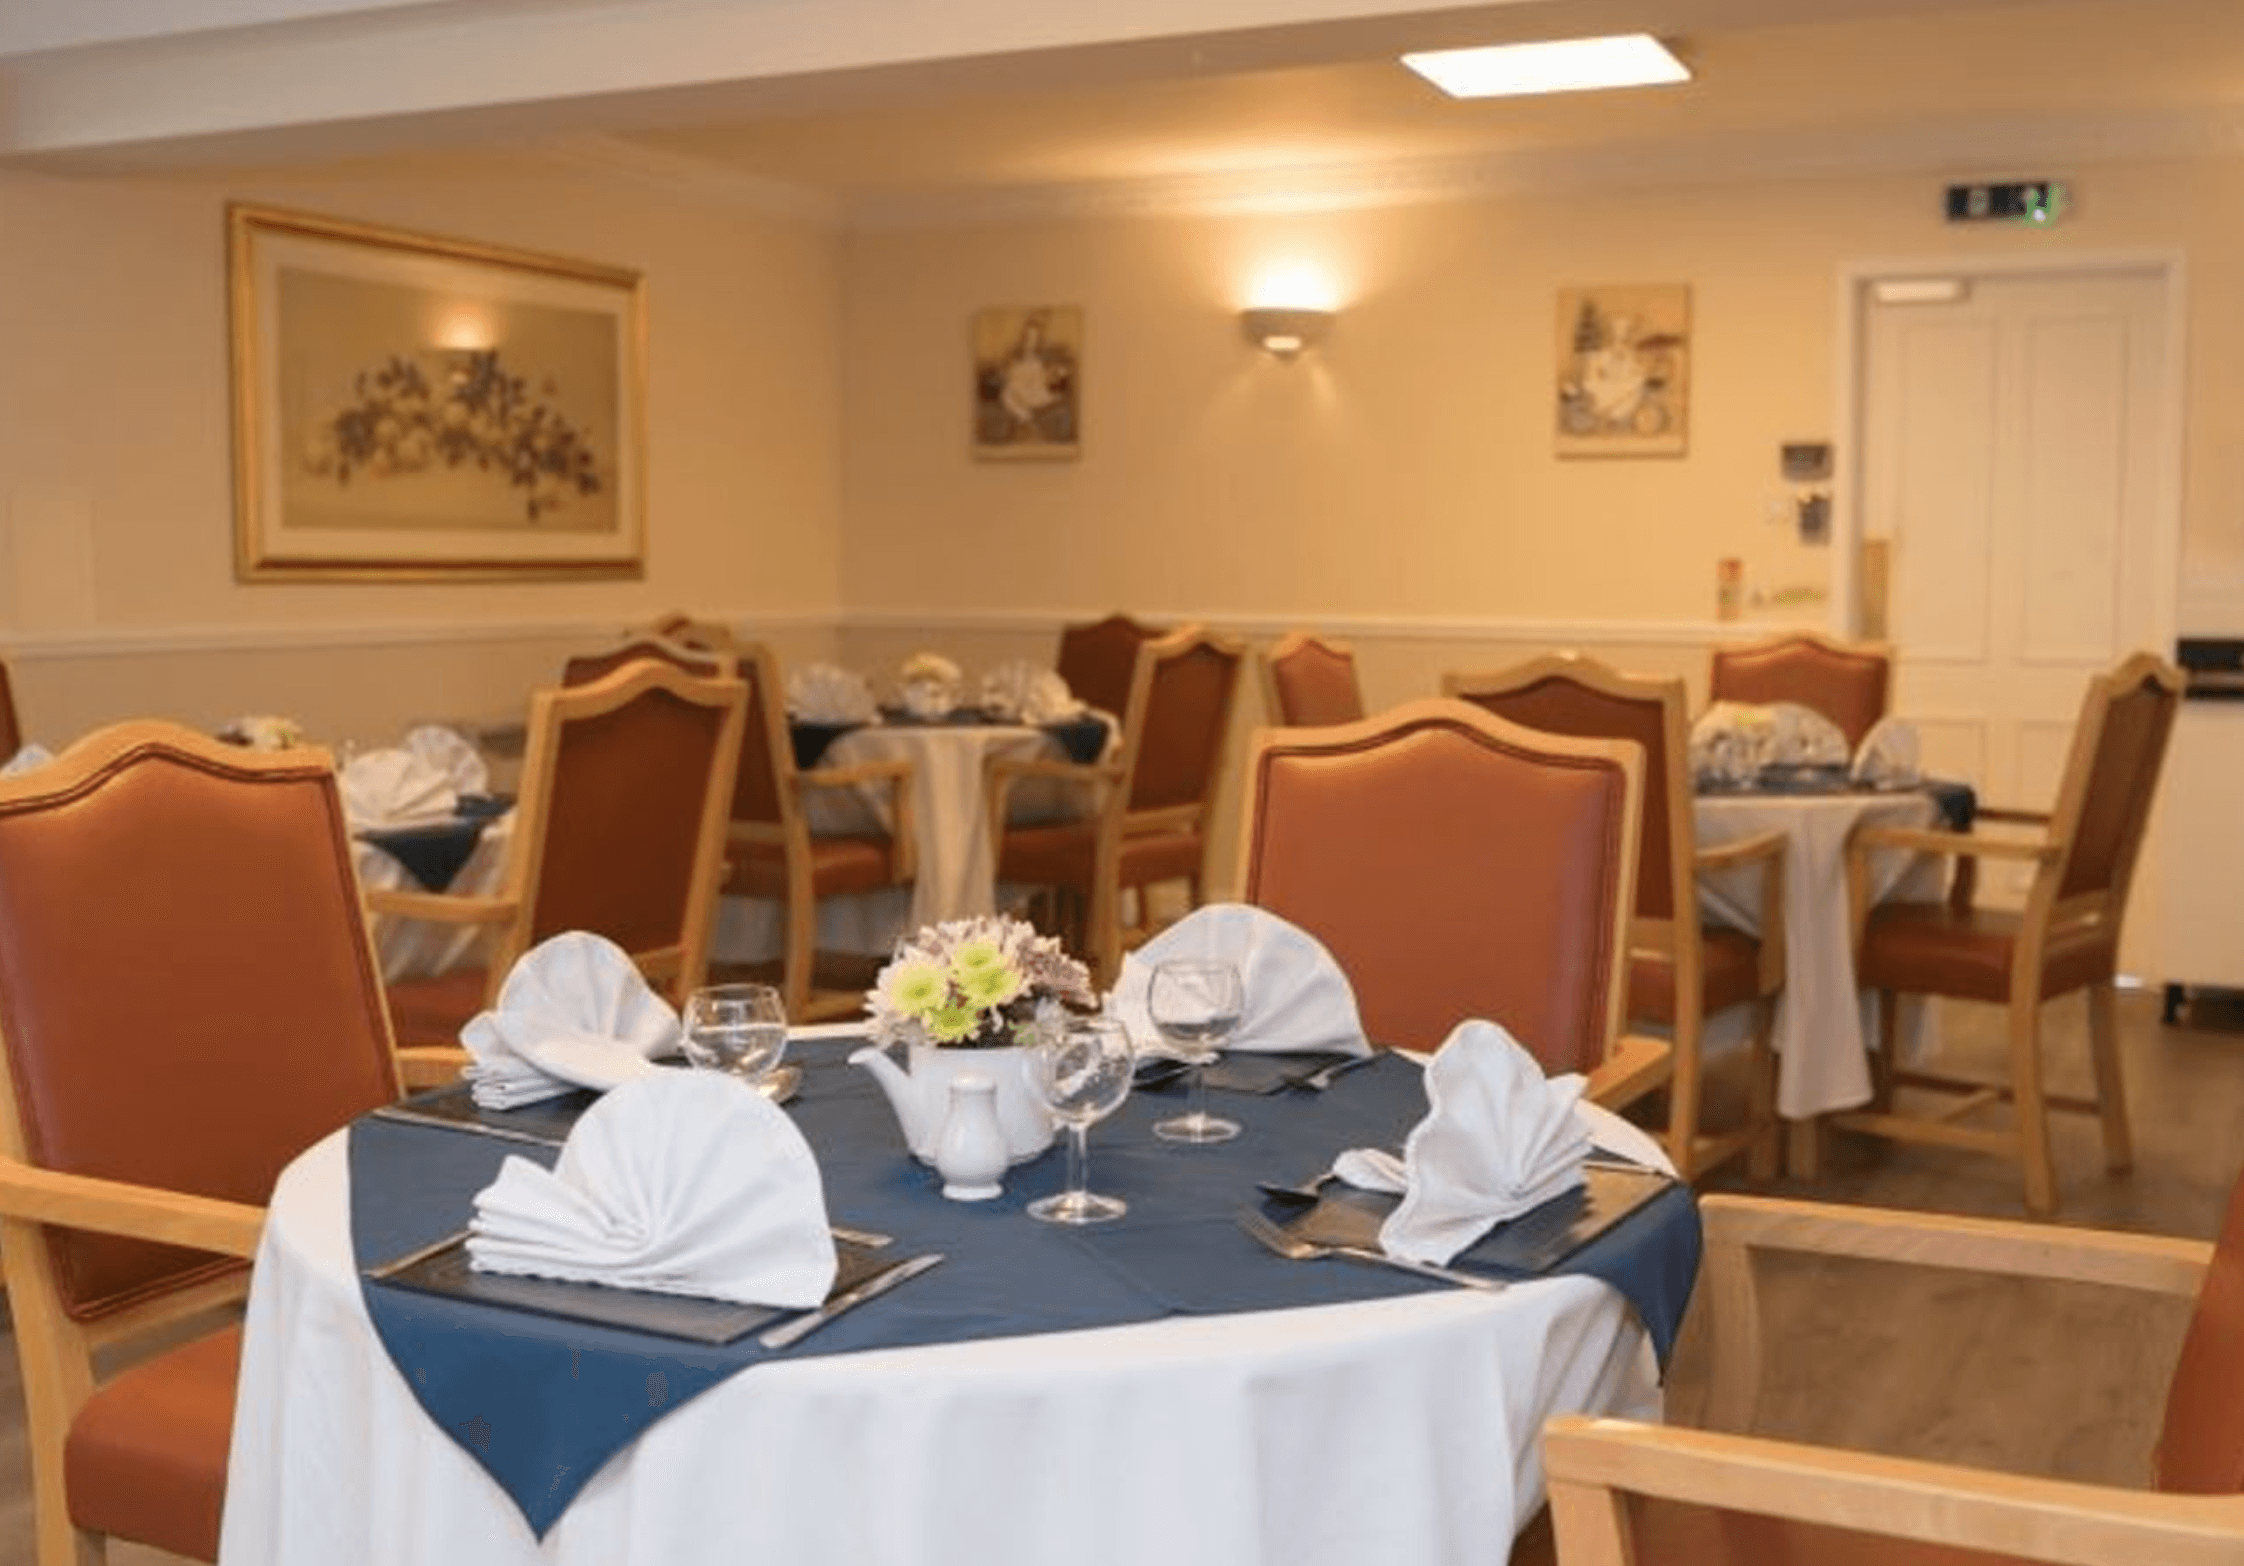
1859, 267, 2173, 816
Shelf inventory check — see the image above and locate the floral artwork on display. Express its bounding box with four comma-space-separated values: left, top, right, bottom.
866, 916, 1095, 1048
1554, 284, 1690, 457
229, 203, 646, 580
973, 307, 1081, 460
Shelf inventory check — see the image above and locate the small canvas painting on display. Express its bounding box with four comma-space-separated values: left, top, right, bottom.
973, 307, 1081, 460
1555, 284, 1690, 458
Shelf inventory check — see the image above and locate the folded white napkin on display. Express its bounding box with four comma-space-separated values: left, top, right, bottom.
460, 932, 680, 1109
980, 660, 1085, 724
1851, 715, 1921, 787
1110, 903, 1371, 1059
1, 743, 53, 778
1335, 1020, 1589, 1265
468, 1070, 837, 1307
786, 663, 879, 724
401, 724, 490, 796
340, 747, 458, 831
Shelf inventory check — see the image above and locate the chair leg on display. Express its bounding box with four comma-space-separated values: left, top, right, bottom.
1746, 994, 1780, 1181
1664, 1015, 1704, 1183
1087, 882, 1122, 990
1869, 989, 1900, 1114
2086, 981, 2134, 1174
783, 883, 815, 1021
2009, 991, 2057, 1218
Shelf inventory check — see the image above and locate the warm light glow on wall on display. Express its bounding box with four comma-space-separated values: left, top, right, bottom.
1243, 262, 1340, 314
431, 306, 496, 352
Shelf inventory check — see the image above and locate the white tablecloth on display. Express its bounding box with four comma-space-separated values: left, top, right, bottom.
218, 1094, 1668, 1566
352, 812, 515, 982
1692, 791, 1942, 1119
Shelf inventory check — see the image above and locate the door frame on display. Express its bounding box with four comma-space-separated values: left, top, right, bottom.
1829, 249, 2189, 655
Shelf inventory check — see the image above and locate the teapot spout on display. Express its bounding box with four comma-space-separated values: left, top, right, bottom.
850, 1043, 935, 1159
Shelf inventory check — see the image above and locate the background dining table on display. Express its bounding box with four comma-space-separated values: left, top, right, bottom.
218, 1041, 1679, 1566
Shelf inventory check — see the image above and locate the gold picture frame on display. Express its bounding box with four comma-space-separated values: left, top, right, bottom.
228, 203, 647, 581
1554, 283, 1690, 458
972, 306, 1081, 460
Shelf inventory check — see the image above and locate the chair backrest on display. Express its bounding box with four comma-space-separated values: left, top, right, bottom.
0, 656, 20, 758
501, 662, 747, 999
0, 723, 400, 1324
561, 634, 734, 689
1116, 627, 1246, 818
1446, 656, 1693, 930
2042, 652, 2184, 916
1263, 632, 1366, 727
726, 642, 798, 834
1708, 631, 1892, 752
646, 611, 739, 653
1057, 613, 1163, 720
1238, 698, 1643, 1067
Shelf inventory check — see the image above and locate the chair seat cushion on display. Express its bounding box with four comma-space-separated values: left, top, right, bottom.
726, 835, 898, 900
1511, 1495, 2041, 1566
1858, 902, 2115, 1004
997, 823, 1203, 890
385, 966, 492, 1049
1629, 927, 1766, 1023
65, 1323, 240, 1560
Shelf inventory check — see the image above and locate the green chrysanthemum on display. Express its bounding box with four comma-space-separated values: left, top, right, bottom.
924, 1004, 983, 1044
950, 940, 1006, 975
883, 959, 950, 1018
954, 959, 1022, 1009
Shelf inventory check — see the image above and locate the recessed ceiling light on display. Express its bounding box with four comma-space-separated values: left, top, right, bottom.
1401, 34, 1690, 99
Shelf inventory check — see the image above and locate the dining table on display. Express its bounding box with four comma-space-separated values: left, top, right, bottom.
218, 1040, 1694, 1566
352, 798, 516, 981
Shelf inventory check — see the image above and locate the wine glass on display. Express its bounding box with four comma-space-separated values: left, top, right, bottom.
679, 983, 788, 1087
1148, 959, 1244, 1144
1026, 1016, 1135, 1225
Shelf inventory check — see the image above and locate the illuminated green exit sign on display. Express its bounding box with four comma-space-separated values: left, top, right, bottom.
1944, 180, 2068, 225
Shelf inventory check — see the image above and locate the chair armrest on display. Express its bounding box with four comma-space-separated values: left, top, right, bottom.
797, 759, 916, 881
1694, 829, 1785, 872
987, 757, 1121, 787
1585, 1034, 1671, 1114
796, 760, 912, 792
396, 1046, 469, 1091
1545, 1416, 2244, 1566
0, 1155, 264, 1259
1853, 824, 2061, 863
364, 887, 519, 924
1978, 805, 2054, 826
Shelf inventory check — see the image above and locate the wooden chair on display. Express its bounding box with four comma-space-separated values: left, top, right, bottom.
0, 654, 20, 757
1537, 1175, 2244, 1565
561, 632, 735, 687
645, 610, 739, 653
1709, 630, 1893, 752
0, 722, 402, 1565
378, 660, 747, 1049
1261, 631, 1366, 727
1056, 612, 1163, 721
1837, 652, 2183, 1216
719, 643, 917, 1020
992, 626, 1245, 984
1237, 697, 1670, 1111
1447, 657, 1784, 1180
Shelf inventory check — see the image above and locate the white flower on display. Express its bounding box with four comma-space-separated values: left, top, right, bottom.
900, 652, 961, 687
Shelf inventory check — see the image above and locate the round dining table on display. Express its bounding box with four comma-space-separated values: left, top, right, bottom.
217, 1045, 1671, 1566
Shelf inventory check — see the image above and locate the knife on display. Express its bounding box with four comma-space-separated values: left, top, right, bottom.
369, 1104, 567, 1148
759, 1253, 945, 1351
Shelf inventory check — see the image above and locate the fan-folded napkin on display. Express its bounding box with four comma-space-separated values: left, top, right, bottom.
1689, 700, 1849, 785
401, 724, 490, 796
980, 660, 1086, 724
341, 747, 458, 831
461, 932, 678, 1109
468, 1070, 837, 1307
1334, 1020, 1590, 1264
1111, 903, 1370, 1059
1851, 715, 1921, 787
786, 662, 878, 724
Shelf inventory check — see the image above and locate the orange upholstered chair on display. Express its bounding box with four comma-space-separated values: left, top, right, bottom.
993, 626, 1245, 983
0, 722, 402, 1565
1262, 632, 1366, 727
0, 654, 20, 758
1447, 656, 1784, 1181
1838, 652, 2183, 1216
1237, 697, 1668, 1108
1538, 1172, 2244, 1565
720, 643, 917, 1020
1708, 630, 1893, 753
377, 660, 746, 1049
1056, 613, 1164, 721
561, 632, 735, 688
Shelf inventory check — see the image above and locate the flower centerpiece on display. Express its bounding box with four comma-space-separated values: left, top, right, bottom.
216, 714, 307, 752
896, 651, 963, 719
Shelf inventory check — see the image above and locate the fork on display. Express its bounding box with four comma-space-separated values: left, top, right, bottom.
1295, 1053, 1378, 1092
1234, 1207, 1507, 1292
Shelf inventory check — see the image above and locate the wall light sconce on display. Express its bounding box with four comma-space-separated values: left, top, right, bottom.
1241, 306, 1336, 360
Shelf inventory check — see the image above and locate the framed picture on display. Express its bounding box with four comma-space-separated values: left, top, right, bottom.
972, 306, 1081, 460
228, 203, 647, 581
1554, 283, 1690, 458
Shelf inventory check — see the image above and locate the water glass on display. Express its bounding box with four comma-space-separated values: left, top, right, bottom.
1148, 959, 1245, 1144
680, 983, 788, 1085
1027, 1016, 1135, 1225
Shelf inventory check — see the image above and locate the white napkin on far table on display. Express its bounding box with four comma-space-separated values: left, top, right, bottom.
460, 932, 679, 1109
787, 663, 879, 724
1334, 1020, 1590, 1265
1852, 716, 1921, 787
2, 743, 53, 778
401, 724, 490, 796
468, 1070, 838, 1307
1111, 903, 1371, 1059
980, 660, 1086, 724
340, 747, 458, 831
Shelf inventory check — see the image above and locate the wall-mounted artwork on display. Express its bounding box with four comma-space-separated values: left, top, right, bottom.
228, 203, 646, 580
972, 306, 1081, 460
1554, 284, 1690, 458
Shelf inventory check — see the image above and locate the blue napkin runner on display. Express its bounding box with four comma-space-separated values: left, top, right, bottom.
350, 1049, 1698, 1539
359, 818, 487, 892
791, 714, 1107, 771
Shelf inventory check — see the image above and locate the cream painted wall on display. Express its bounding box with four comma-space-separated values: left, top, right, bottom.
0, 154, 844, 744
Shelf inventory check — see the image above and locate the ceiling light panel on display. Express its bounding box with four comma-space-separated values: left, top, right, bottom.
1402, 34, 1690, 100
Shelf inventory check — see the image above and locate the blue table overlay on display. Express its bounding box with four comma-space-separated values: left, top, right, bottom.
349, 1048, 1700, 1538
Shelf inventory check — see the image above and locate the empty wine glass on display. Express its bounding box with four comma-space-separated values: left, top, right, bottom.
1148, 959, 1244, 1144
679, 983, 788, 1086
1026, 1016, 1135, 1225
